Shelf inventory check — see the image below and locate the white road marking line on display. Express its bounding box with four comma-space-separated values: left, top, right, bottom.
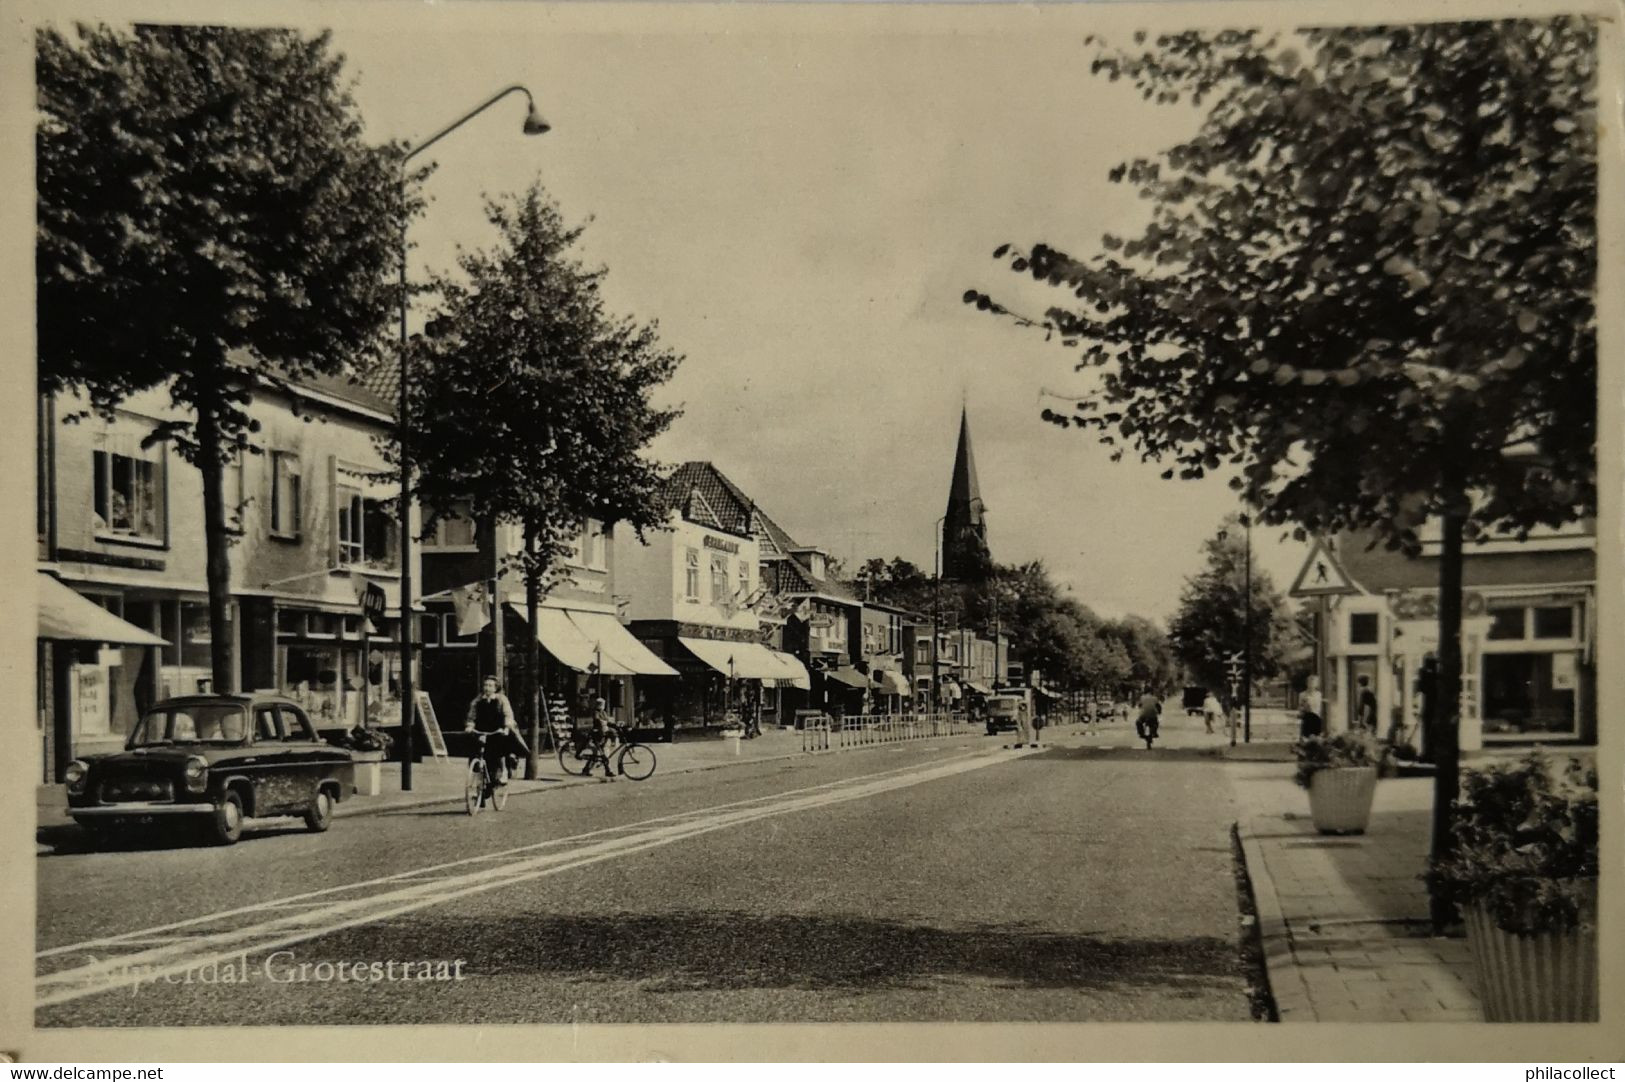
38, 751, 979, 963
38, 750, 1026, 1006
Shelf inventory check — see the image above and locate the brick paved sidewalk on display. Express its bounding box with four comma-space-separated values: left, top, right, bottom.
1233, 764, 1483, 1022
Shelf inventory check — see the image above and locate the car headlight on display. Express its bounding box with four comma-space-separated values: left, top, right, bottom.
183, 756, 208, 793
64, 760, 88, 794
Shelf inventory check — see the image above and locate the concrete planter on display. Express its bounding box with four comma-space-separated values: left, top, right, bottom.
1464, 889, 1599, 1022
1307, 765, 1378, 834
351, 750, 386, 797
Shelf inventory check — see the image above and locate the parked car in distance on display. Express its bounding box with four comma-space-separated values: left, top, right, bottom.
1182, 686, 1208, 717
64, 693, 356, 847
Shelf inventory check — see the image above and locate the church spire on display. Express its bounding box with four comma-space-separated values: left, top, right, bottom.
942, 405, 990, 581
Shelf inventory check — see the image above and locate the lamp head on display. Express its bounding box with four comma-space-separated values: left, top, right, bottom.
523, 107, 551, 136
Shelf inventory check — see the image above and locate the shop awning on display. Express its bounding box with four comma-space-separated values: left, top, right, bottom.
872, 669, 911, 696
964, 680, 994, 696
38, 574, 168, 646
822, 666, 871, 690
767, 650, 811, 690
517, 605, 634, 676
566, 610, 677, 677
678, 637, 786, 681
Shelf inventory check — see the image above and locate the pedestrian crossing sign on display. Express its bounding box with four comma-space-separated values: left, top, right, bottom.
1289, 537, 1361, 598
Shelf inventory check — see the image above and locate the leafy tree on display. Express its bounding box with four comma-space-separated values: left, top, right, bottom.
1167, 514, 1293, 704
402, 184, 680, 774
965, 18, 1596, 926
1103, 614, 1180, 698
38, 23, 410, 689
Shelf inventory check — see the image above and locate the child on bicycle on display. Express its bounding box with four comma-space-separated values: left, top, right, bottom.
465, 676, 524, 786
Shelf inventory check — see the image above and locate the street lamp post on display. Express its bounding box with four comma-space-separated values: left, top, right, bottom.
933, 514, 947, 715
396, 85, 548, 791
1242, 510, 1252, 745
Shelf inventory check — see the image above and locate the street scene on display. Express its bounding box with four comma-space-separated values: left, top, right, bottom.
26, 0, 1605, 1043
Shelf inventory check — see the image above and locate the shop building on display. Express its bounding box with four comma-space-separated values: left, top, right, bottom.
613, 464, 807, 731
858, 601, 915, 714
36, 369, 420, 778
419, 514, 676, 737
1298, 521, 1596, 750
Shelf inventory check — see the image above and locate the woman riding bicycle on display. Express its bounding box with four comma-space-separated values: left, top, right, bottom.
464, 676, 525, 786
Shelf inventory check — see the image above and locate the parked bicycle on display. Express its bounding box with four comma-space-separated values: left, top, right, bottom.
556, 722, 657, 781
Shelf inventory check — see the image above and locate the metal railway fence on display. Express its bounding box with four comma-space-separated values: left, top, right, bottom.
799, 712, 972, 753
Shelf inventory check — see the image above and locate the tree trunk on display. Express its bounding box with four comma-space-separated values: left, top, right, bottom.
1429, 468, 1467, 933
195, 393, 236, 694
523, 519, 543, 780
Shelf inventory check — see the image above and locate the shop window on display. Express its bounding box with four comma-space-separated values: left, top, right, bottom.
270, 452, 301, 538
586, 522, 607, 570
92, 445, 165, 543
443, 613, 479, 648
307, 613, 340, 638
1348, 612, 1380, 645
180, 604, 212, 668
1481, 652, 1577, 737
337, 489, 398, 570
710, 554, 728, 602
1487, 607, 1526, 641
222, 451, 245, 533
284, 645, 342, 726
684, 548, 701, 601
1533, 606, 1575, 640
275, 610, 304, 638
424, 505, 476, 549
421, 614, 442, 646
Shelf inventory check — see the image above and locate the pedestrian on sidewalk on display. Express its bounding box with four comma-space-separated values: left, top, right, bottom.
464, 677, 523, 787
1356, 675, 1379, 732
1201, 691, 1223, 735
590, 698, 617, 783
1298, 675, 1325, 740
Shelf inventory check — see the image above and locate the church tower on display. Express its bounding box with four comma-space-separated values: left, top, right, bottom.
941, 406, 991, 581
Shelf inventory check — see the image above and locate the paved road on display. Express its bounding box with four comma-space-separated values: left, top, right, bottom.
37, 731, 1256, 1026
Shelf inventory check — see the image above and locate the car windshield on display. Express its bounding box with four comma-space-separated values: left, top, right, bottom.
129, 705, 249, 746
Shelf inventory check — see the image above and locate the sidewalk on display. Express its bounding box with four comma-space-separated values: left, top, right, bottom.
1232, 764, 1482, 1022
36, 727, 820, 840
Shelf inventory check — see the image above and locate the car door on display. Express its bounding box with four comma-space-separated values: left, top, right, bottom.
247, 704, 299, 816
276, 704, 335, 805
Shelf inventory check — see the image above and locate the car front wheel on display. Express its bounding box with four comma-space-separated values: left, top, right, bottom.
303, 788, 334, 833
210, 790, 245, 846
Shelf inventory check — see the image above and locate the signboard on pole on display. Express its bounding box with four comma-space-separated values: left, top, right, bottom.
1289, 538, 1362, 598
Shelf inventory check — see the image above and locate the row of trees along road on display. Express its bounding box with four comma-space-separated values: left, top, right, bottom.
852, 557, 1179, 699
963, 19, 1597, 928
37, 25, 681, 781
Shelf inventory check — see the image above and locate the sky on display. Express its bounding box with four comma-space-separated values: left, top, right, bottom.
328, 6, 1313, 622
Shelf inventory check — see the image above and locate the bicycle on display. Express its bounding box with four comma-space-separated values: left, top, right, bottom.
556, 723, 657, 781
465, 732, 524, 815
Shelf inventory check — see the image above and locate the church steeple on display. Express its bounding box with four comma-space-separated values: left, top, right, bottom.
942, 406, 991, 581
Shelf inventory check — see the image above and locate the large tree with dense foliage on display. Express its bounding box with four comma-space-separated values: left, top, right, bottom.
1167, 514, 1293, 703
402, 184, 680, 773
38, 23, 411, 690
965, 18, 1597, 925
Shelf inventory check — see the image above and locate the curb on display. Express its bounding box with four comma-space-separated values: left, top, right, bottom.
1235, 813, 1315, 1022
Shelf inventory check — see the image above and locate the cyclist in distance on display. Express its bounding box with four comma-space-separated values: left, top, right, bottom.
1135, 689, 1162, 747
464, 676, 524, 786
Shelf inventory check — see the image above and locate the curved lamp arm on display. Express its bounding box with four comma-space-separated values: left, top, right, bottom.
404, 84, 548, 167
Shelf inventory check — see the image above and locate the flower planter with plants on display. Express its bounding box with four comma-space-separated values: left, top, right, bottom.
1293, 730, 1390, 835
340, 727, 394, 798
1426, 753, 1599, 1022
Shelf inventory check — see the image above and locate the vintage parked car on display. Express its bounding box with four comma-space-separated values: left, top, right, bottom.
64, 693, 357, 846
